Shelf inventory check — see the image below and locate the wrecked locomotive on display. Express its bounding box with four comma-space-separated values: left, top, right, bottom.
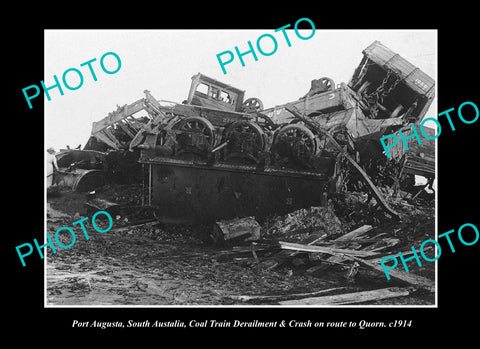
65, 41, 434, 223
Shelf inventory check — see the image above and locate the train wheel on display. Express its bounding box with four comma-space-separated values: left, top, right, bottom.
242, 98, 264, 113
223, 120, 267, 163
173, 116, 216, 155
273, 123, 318, 164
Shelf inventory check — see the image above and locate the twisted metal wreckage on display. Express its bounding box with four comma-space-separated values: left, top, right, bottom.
53, 41, 435, 223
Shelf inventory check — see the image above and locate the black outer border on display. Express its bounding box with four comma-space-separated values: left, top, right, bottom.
7, 11, 479, 340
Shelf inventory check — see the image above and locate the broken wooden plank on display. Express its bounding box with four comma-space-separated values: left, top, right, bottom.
279, 287, 412, 305
262, 225, 371, 271
327, 237, 394, 246
349, 256, 435, 293
262, 233, 327, 271
313, 231, 399, 272
278, 241, 379, 257
367, 245, 433, 263
306, 225, 374, 273
230, 286, 348, 303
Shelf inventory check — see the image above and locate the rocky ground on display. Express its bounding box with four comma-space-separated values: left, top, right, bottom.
46, 183, 435, 306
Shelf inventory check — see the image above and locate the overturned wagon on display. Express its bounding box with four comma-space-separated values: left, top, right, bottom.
85, 41, 435, 223
136, 73, 335, 223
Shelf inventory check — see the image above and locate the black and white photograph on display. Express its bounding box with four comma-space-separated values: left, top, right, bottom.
43, 29, 437, 307
8, 18, 480, 339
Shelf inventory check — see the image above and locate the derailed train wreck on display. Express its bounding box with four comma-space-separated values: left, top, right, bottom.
65, 41, 434, 223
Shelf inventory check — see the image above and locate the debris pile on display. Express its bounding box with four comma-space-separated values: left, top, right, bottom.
261, 204, 344, 241
211, 190, 435, 304
46, 181, 434, 305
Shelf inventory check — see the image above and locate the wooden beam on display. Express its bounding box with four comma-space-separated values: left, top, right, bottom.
308, 225, 374, 273
92, 129, 120, 150
278, 241, 379, 257
368, 245, 432, 262
264, 226, 371, 272
279, 287, 412, 305
230, 287, 348, 303
349, 256, 435, 293
91, 98, 146, 133
262, 234, 327, 271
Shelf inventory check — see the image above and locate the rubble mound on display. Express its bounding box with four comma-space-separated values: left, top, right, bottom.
261, 203, 343, 241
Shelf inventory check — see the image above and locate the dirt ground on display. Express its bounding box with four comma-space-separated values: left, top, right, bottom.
46, 184, 435, 306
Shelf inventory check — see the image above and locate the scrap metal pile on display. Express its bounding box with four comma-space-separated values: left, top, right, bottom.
53, 41, 435, 224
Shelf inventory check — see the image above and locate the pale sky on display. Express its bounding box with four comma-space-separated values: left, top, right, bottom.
44, 29, 437, 151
